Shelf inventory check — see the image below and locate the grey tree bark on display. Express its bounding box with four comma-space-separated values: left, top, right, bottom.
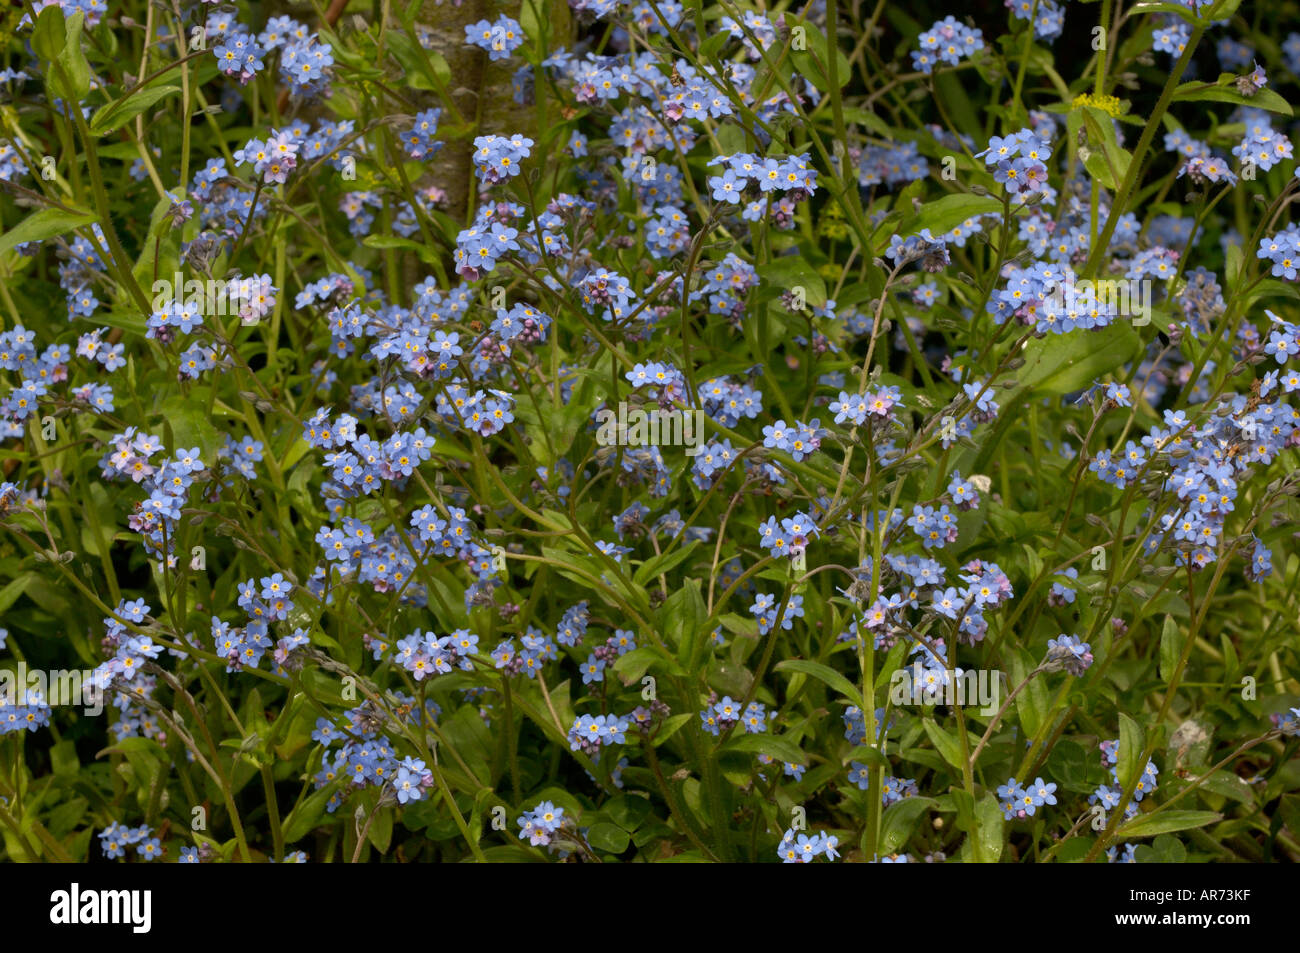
418, 0, 572, 223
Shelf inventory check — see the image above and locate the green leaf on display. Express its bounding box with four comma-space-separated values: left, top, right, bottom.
699, 29, 731, 61
1159, 615, 1185, 682
516, 0, 543, 47
1045, 738, 1101, 794
899, 193, 1004, 245
934, 71, 983, 142
1056, 837, 1097, 862
0, 572, 35, 615
0, 207, 97, 256
723, 732, 804, 766
1192, 0, 1243, 22
46, 797, 89, 840
1009, 647, 1047, 739
1116, 810, 1221, 839
282, 786, 334, 843
90, 85, 181, 135
1276, 794, 1300, 836
874, 640, 908, 692
757, 256, 827, 307
55, 11, 92, 104
973, 793, 1004, 863
773, 659, 863, 707
130, 193, 181, 291
586, 822, 631, 853
361, 234, 441, 266
612, 645, 683, 684
633, 540, 700, 587
478, 844, 545, 862
658, 578, 706, 669
1117, 712, 1145, 793
159, 392, 223, 461
387, 29, 451, 92
1012, 320, 1141, 398
606, 794, 653, 832
1147, 833, 1188, 862
1226, 242, 1245, 289
878, 796, 936, 854
102, 736, 166, 790
1199, 771, 1253, 805
541, 545, 609, 591
846, 744, 888, 769
51, 739, 80, 776
280, 436, 313, 472
1075, 105, 1133, 191
1242, 278, 1300, 304
1171, 79, 1292, 117
788, 20, 851, 93
922, 718, 966, 772
366, 804, 394, 853
32, 4, 68, 60
653, 712, 693, 746
92, 310, 148, 336
839, 106, 894, 138
717, 613, 758, 639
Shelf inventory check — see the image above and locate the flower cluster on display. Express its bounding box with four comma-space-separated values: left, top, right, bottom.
911, 16, 985, 74
465, 16, 525, 60
567, 712, 631, 756
471, 133, 534, 185
517, 801, 566, 846
404, 109, 444, 160
777, 828, 840, 863
975, 128, 1053, 197
99, 822, 162, 861
998, 776, 1058, 820
698, 695, 766, 735
6, 0, 1297, 870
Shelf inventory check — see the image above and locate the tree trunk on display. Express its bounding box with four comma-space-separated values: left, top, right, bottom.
418, 0, 572, 224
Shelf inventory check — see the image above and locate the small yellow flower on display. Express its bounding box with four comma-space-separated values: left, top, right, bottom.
1072, 92, 1124, 118
818, 204, 849, 240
